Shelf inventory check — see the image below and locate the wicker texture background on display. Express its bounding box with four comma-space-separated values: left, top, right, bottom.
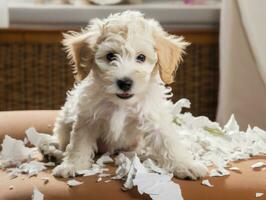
0, 31, 218, 120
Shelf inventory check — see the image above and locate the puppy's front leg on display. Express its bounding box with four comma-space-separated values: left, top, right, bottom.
53, 121, 97, 178
144, 127, 208, 180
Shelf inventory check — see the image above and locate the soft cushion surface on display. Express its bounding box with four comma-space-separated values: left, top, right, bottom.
0, 111, 265, 200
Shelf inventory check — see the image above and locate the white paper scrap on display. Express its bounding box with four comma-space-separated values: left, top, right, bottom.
25, 127, 49, 147
209, 168, 230, 177
256, 193, 264, 198
1, 135, 32, 162
143, 159, 169, 175
67, 179, 83, 187
228, 167, 241, 172
251, 162, 265, 169
112, 153, 131, 180
97, 177, 102, 182
96, 153, 113, 166
173, 98, 191, 115
76, 164, 103, 176
201, 179, 213, 187
32, 187, 44, 200
98, 173, 111, 178
44, 162, 55, 167
19, 161, 47, 177
123, 154, 148, 189
150, 182, 183, 200
224, 114, 239, 134
24, 138, 29, 145
133, 172, 183, 200
7, 168, 22, 179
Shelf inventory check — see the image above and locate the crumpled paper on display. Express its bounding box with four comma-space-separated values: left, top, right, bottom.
256, 193, 264, 198
112, 154, 184, 200
67, 179, 83, 187
32, 187, 44, 200
201, 179, 213, 188
26, 127, 49, 147
173, 99, 266, 171
0, 135, 37, 168
251, 162, 265, 169
19, 161, 47, 177
96, 153, 113, 166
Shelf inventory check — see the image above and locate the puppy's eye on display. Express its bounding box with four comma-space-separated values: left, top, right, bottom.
136, 54, 146, 63
106, 52, 117, 62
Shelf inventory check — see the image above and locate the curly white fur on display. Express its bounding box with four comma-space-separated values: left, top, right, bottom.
39, 11, 207, 180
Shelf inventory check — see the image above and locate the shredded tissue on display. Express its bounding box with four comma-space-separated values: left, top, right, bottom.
0, 99, 266, 200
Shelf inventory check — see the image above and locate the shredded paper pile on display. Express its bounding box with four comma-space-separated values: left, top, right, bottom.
1, 99, 266, 200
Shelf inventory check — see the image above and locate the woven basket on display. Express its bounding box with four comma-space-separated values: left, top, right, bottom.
0, 30, 218, 120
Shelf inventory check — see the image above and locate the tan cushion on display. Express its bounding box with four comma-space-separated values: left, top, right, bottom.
0, 111, 265, 200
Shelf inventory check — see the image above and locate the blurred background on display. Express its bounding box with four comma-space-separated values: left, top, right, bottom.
0, 0, 265, 130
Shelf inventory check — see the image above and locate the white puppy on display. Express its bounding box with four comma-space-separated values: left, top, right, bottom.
39, 11, 207, 180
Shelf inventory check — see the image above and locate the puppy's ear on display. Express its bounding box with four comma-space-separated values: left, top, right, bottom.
155, 34, 189, 84
62, 32, 94, 81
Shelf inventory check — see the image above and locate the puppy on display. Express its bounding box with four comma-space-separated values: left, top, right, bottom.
39, 11, 207, 180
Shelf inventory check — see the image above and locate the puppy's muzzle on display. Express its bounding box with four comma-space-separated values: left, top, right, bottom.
116, 77, 134, 99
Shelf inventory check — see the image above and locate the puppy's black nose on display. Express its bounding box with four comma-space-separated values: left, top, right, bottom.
117, 78, 133, 91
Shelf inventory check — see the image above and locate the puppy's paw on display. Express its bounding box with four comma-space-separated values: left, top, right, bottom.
38, 138, 63, 163
52, 162, 76, 178
52, 159, 92, 178
173, 160, 208, 180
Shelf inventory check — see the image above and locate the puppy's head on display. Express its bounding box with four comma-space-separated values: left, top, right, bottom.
63, 11, 189, 101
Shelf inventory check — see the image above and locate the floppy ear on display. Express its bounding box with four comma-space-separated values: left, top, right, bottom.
62, 31, 94, 81
155, 34, 189, 84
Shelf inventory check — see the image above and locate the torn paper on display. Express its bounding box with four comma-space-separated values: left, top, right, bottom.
209, 168, 230, 177
97, 177, 102, 182
256, 193, 264, 198
224, 114, 240, 134
76, 164, 103, 176
228, 167, 241, 172
201, 179, 213, 187
143, 159, 169, 175
19, 161, 47, 177
251, 162, 265, 169
25, 127, 49, 147
123, 154, 148, 189
96, 153, 113, 166
114, 153, 183, 200
98, 173, 111, 178
7, 168, 21, 179
67, 179, 83, 187
1, 135, 33, 162
112, 153, 131, 180
32, 187, 44, 200
173, 98, 191, 115
134, 173, 183, 200
44, 162, 55, 167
